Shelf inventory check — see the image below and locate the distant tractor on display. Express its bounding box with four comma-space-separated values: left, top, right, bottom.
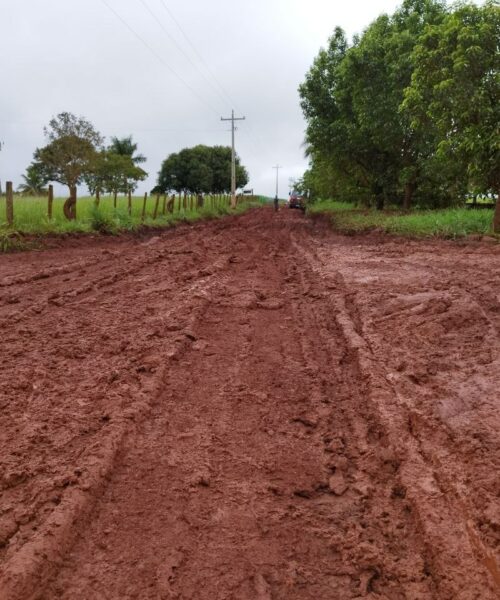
288, 190, 306, 211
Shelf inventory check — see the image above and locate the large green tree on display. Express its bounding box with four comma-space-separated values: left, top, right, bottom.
404, 0, 500, 230
299, 28, 360, 201
300, 0, 448, 209
34, 112, 103, 201
345, 0, 447, 209
157, 145, 248, 194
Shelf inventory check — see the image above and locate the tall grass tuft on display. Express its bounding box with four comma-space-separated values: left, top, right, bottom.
89, 205, 117, 234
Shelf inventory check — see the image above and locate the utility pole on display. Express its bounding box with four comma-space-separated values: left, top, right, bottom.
273, 164, 282, 199
221, 110, 245, 209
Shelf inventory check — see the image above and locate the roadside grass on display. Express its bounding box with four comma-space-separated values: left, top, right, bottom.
0, 195, 264, 238
307, 199, 497, 239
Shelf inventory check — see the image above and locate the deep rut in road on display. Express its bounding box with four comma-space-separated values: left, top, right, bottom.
0, 209, 498, 599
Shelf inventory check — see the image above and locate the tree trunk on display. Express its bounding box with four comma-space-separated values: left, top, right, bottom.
95, 189, 100, 207
63, 185, 77, 220
113, 191, 117, 209
128, 190, 132, 216
403, 182, 414, 211
493, 190, 500, 234
373, 183, 384, 211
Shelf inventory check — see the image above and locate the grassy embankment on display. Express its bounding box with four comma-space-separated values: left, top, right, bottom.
0, 194, 264, 238
308, 199, 497, 239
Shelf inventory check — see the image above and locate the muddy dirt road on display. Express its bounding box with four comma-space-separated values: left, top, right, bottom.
0, 209, 499, 599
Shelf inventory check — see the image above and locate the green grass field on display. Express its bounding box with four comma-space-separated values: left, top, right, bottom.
0, 194, 264, 236
308, 199, 497, 239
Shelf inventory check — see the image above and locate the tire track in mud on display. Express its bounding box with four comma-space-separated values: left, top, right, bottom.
293, 229, 500, 597
0, 274, 231, 600
39, 213, 435, 599
0, 222, 238, 600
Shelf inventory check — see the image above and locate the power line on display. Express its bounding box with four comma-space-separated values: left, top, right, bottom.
139, 0, 232, 112
102, 0, 265, 186
158, 0, 265, 162
157, 0, 265, 157
100, 0, 220, 116
159, 0, 240, 113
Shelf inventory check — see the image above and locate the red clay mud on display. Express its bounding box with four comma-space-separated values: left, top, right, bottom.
0, 209, 498, 599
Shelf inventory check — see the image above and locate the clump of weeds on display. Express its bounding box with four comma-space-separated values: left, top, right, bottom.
0, 231, 26, 252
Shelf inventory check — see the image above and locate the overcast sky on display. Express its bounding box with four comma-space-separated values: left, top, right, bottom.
0, 0, 405, 197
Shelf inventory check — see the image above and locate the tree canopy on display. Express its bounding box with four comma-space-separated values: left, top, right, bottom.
403, 0, 500, 228
156, 145, 249, 194
84, 150, 147, 196
299, 0, 499, 228
33, 112, 103, 195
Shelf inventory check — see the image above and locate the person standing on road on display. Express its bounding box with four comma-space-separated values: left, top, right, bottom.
274, 195, 279, 212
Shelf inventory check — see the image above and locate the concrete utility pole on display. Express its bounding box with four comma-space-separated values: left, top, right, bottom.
221, 110, 245, 209
273, 164, 282, 199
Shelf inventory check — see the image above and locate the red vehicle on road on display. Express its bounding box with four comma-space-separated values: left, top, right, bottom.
289, 191, 306, 211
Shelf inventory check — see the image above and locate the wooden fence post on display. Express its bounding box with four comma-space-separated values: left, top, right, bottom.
127, 190, 132, 216
142, 192, 148, 221
153, 194, 160, 219
47, 184, 53, 220
5, 181, 13, 226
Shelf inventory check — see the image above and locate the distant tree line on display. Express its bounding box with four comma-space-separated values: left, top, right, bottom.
19, 112, 249, 214
299, 0, 499, 230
